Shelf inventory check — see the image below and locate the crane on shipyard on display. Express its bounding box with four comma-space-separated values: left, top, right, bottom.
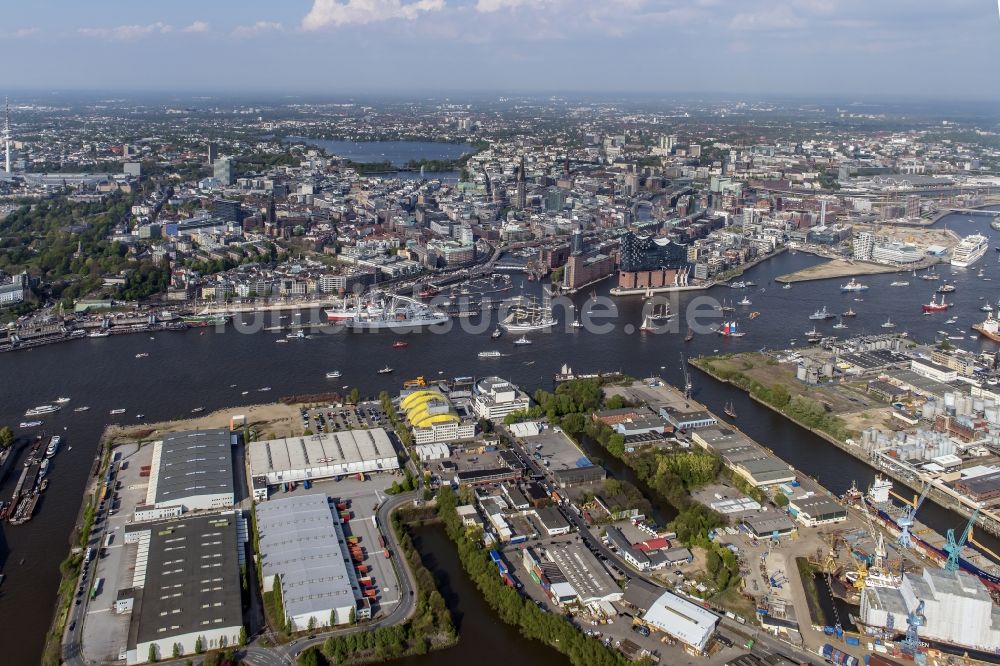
902, 599, 925, 657
896, 483, 932, 549
944, 507, 980, 572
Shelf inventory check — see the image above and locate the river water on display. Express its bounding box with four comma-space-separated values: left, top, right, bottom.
1, 211, 999, 663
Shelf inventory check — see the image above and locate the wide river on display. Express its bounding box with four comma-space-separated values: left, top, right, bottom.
2, 211, 999, 663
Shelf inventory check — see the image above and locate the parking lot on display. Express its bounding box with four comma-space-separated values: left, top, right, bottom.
79, 441, 155, 663
300, 401, 388, 435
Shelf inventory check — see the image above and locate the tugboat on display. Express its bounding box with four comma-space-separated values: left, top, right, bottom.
937, 282, 956, 294
842, 308, 857, 318
881, 317, 896, 329
805, 326, 823, 343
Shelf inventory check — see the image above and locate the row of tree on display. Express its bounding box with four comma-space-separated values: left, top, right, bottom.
436, 486, 634, 666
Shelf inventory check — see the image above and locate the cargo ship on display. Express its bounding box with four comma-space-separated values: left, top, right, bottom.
951, 234, 988, 267
861, 477, 1000, 590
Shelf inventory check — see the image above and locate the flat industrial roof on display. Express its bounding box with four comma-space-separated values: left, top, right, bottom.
248, 429, 398, 478
545, 542, 620, 604
131, 513, 242, 646
255, 493, 357, 619
644, 590, 718, 650
152, 429, 234, 506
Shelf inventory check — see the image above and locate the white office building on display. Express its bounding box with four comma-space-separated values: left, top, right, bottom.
471, 377, 531, 420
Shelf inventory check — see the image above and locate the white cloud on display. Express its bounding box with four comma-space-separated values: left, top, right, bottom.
302, 0, 445, 29
78, 22, 173, 41
182, 21, 210, 33
232, 21, 283, 37
476, 0, 539, 12
6, 27, 39, 39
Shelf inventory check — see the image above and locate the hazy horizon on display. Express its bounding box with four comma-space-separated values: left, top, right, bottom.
3, 1, 998, 99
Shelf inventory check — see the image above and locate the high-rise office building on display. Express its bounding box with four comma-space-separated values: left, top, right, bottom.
214, 157, 235, 185
213, 198, 244, 225
207, 142, 218, 165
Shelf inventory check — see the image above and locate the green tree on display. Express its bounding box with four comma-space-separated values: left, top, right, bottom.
349, 388, 361, 405
238, 626, 247, 646
172, 643, 182, 658
299, 647, 323, 666
348, 606, 356, 624
0, 426, 13, 449
774, 492, 789, 507
148, 644, 158, 663
308, 616, 317, 631
194, 636, 203, 654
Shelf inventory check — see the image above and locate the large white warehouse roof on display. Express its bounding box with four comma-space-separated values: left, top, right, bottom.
248, 429, 399, 484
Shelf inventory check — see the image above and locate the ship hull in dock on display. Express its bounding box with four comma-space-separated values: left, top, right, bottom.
862, 496, 1000, 591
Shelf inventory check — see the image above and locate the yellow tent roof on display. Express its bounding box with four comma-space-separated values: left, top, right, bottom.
401, 390, 441, 411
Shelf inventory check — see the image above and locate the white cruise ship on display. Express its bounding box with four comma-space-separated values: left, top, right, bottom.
951, 234, 988, 267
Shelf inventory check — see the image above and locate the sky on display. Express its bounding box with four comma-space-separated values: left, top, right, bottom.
2, 0, 998, 99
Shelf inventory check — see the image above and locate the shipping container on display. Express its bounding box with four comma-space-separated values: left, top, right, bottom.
356, 564, 369, 574
347, 536, 360, 545
383, 548, 390, 559
821, 644, 859, 666
378, 535, 387, 549
845, 636, 860, 647
363, 588, 377, 599
336, 502, 350, 511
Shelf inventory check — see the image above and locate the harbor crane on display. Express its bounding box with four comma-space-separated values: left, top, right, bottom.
896, 483, 932, 549
944, 507, 980, 573
902, 599, 925, 657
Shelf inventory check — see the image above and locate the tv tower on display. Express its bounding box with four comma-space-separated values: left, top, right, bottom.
3, 98, 11, 174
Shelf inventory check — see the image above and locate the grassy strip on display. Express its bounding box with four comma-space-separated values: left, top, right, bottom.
692, 358, 852, 442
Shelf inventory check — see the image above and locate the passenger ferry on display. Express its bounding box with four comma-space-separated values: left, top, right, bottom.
861, 477, 1000, 591
478, 350, 502, 358
325, 370, 342, 379
25, 405, 60, 417
951, 234, 989, 267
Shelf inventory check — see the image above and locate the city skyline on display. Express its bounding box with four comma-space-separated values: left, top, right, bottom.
2, 1, 998, 98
